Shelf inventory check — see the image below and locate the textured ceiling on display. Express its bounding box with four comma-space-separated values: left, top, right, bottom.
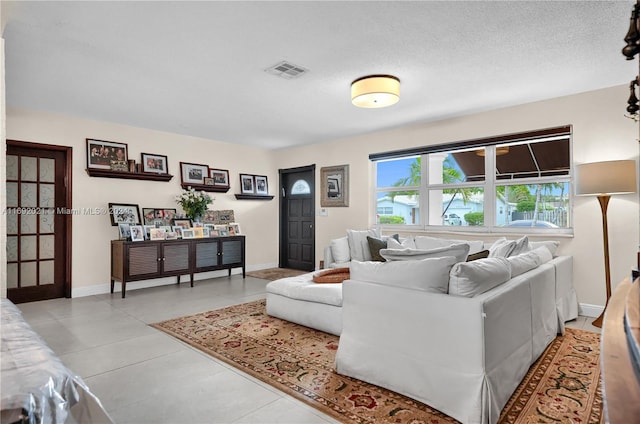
2, 1, 636, 149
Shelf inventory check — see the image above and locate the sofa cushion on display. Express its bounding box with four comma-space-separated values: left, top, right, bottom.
506, 246, 554, 277
414, 236, 485, 255
387, 236, 417, 249
507, 249, 541, 277
488, 238, 516, 258
347, 229, 381, 262
350, 256, 458, 293
367, 234, 399, 262
509, 236, 529, 256
330, 236, 351, 264
380, 242, 470, 263
529, 240, 560, 257
448, 257, 512, 297
266, 273, 342, 306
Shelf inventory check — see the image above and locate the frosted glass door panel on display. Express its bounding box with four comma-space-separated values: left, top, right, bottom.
21, 156, 37, 181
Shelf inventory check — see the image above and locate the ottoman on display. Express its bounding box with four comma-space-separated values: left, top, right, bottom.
265, 272, 343, 336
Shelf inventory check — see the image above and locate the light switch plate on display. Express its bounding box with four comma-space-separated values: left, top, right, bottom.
318, 208, 328, 217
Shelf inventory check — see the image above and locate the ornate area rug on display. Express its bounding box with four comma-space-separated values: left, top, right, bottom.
245, 268, 309, 281
151, 300, 602, 424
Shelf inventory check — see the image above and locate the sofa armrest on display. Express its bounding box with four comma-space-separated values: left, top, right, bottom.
323, 246, 334, 268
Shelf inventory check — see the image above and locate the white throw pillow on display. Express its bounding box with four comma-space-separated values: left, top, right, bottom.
380, 243, 470, 263
532, 245, 553, 264
529, 241, 560, 257
350, 256, 458, 293
507, 249, 541, 277
488, 238, 516, 258
414, 236, 484, 255
330, 237, 351, 264
347, 229, 381, 262
387, 236, 416, 249
509, 236, 529, 257
449, 257, 512, 297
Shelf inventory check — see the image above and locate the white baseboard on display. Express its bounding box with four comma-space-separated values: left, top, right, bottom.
71, 263, 279, 298
578, 303, 604, 318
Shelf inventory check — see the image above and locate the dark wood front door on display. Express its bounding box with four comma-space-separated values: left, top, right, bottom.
279, 165, 315, 271
6, 140, 72, 303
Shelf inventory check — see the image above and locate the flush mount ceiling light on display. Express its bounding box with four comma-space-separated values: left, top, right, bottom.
351, 75, 400, 108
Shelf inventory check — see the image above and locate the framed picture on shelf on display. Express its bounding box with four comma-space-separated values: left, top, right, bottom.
320, 164, 349, 207
172, 226, 184, 238
202, 210, 218, 223
161, 209, 177, 225
254, 175, 269, 195
141, 153, 168, 174
130, 225, 145, 242
150, 228, 166, 241
202, 228, 210, 238
228, 223, 241, 235
173, 219, 192, 229
165, 231, 178, 240
86, 139, 128, 170
142, 208, 156, 225
180, 162, 209, 185
182, 229, 196, 239
210, 169, 230, 187
109, 203, 141, 226
143, 225, 155, 240
217, 210, 235, 224
240, 174, 255, 194
204, 177, 215, 186
118, 223, 131, 240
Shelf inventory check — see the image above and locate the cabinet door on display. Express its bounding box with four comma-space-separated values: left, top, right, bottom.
195, 239, 220, 270
128, 244, 160, 277
162, 241, 190, 274
221, 238, 243, 266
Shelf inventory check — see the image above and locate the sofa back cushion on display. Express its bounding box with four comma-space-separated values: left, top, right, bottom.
380, 242, 470, 263
330, 236, 351, 264
347, 229, 381, 262
350, 256, 458, 293
528, 240, 560, 257
414, 236, 485, 255
448, 257, 512, 297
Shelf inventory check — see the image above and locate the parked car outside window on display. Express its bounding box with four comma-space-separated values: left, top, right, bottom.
444, 213, 462, 225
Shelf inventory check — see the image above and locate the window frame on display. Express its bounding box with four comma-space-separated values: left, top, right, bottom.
372, 127, 573, 235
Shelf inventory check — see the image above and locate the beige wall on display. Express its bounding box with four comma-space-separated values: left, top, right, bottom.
1, 35, 6, 298
276, 84, 639, 308
6, 109, 280, 296
4, 84, 639, 308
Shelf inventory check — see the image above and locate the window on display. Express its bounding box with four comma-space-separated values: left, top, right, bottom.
372, 126, 572, 232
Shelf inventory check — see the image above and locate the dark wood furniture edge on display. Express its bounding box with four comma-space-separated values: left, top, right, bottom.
87, 168, 174, 181
601, 277, 640, 423
234, 194, 274, 200
181, 183, 230, 193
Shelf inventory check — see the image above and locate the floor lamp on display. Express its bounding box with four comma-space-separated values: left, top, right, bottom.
575, 159, 637, 328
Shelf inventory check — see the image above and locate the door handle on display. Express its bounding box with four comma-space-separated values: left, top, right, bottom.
281, 187, 286, 197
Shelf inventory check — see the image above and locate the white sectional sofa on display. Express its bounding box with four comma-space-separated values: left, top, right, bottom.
265, 231, 579, 424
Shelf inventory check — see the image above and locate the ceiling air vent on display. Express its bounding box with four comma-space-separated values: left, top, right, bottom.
265, 61, 309, 79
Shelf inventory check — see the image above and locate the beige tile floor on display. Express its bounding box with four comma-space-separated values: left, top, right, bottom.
16, 276, 600, 424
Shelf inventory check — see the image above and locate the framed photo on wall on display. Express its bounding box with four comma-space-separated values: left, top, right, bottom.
210, 168, 230, 187
240, 174, 255, 194
141, 153, 168, 174
109, 203, 141, 226
180, 162, 209, 185
254, 175, 269, 195
87, 139, 128, 170
320, 164, 349, 207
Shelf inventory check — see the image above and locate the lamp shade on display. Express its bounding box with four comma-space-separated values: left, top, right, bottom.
351, 75, 400, 108
575, 160, 637, 195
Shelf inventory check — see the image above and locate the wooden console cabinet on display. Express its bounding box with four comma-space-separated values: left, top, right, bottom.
111, 236, 245, 298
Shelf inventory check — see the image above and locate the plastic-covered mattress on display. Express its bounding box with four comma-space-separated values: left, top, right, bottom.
1, 298, 113, 424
